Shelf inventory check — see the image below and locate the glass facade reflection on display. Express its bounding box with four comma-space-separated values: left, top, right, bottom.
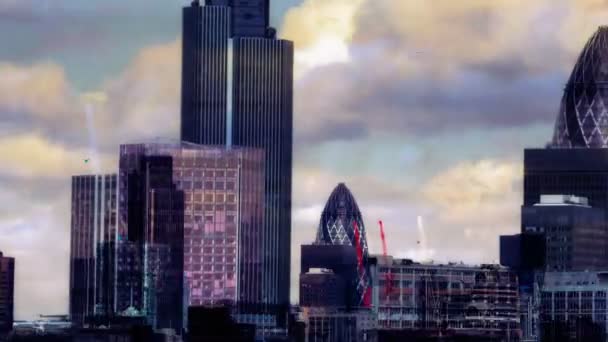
119, 142, 265, 311
316, 183, 371, 307
553, 26, 608, 147
181, 2, 293, 320
69, 174, 117, 326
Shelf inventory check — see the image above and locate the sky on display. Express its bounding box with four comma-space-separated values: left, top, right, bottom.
1, 0, 608, 319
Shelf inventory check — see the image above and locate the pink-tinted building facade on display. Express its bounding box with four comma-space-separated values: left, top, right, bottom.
119, 142, 264, 308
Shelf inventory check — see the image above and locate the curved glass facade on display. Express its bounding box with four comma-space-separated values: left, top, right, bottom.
553, 26, 608, 148
316, 183, 371, 307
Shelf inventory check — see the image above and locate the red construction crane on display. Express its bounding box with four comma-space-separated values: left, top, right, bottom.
378, 220, 393, 300
352, 221, 371, 307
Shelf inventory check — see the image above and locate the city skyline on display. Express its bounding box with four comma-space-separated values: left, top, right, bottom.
3, 0, 608, 321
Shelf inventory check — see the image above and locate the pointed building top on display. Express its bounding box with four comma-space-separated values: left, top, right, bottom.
553, 26, 608, 148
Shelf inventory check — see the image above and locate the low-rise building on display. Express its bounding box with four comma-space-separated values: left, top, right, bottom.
371, 257, 520, 341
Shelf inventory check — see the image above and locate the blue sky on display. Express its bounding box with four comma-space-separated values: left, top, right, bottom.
0, 0, 607, 318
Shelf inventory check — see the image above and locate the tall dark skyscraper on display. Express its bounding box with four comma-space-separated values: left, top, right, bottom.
180, 0, 294, 325
0, 251, 14, 336
69, 174, 117, 326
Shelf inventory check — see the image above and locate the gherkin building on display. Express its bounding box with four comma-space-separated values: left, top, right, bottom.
553, 26, 608, 148
316, 183, 371, 307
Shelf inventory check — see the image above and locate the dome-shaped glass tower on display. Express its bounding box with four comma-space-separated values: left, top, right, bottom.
316, 183, 371, 307
553, 26, 608, 148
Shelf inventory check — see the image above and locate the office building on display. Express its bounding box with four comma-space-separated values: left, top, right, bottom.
372, 257, 520, 340
540, 271, 608, 340
119, 142, 265, 323
300, 244, 358, 309
524, 148, 608, 211
181, 1, 294, 322
316, 183, 371, 307
553, 26, 608, 148
521, 195, 608, 272
300, 308, 376, 342
117, 153, 185, 331
0, 252, 14, 335
300, 269, 346, 308
69, 174, 117, 326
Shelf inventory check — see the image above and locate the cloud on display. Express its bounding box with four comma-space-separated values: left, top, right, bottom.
418, 159, 522, 262
422, 159, 522, 223
286, 0, 608, 144
0, 39, 179, 319
0, 133, 116, 179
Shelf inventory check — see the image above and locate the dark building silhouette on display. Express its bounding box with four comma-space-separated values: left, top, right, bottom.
300, 244, 358, 309
0, 251, 14, 336
117, 153, 184, 331
524, 148, 608, 210
316, 183, 371, 307
521, 195, 608, 271
187, 306, 255, 342
180, 0, 294, 329
500, 233, 546, 272
553, 26, 608, 148
203, 0, 271, 38
299, 270, 345, 308
69, 175, 117, 326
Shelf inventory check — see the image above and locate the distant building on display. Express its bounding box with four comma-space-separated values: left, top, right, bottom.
300, 244, 358, 309
524, 148, 608, 211
371, 257, 520, 341
0, 251, 14, 335
69, 175, 117, 326
521, 195, 608, 272
116, 153, 184, 331
300, 308, 376, 342
316, 183, 371, 307
300, 269, 346, 308
119, 142, 265, 328
540, 271, 608, 341
553, 26, 608, 148
181, 2, 294, 330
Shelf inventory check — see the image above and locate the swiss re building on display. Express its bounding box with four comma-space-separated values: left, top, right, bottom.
180, 0, 294, 324
526, 26, 608, 202
314, 183, 371, 307
525, 27, 608, 213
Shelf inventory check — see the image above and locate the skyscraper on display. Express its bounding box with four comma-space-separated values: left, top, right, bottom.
316, 183, 371, 307
553, 26, 608, 148
0, 251, 14, 336
119, 142, 265, 317
180, 0, 293, 324
69, 174, 117, 325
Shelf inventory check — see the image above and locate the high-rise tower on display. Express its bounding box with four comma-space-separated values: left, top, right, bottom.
180, 0, 293, 326
316, 183, 371, 307
69, 174, 117, 325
